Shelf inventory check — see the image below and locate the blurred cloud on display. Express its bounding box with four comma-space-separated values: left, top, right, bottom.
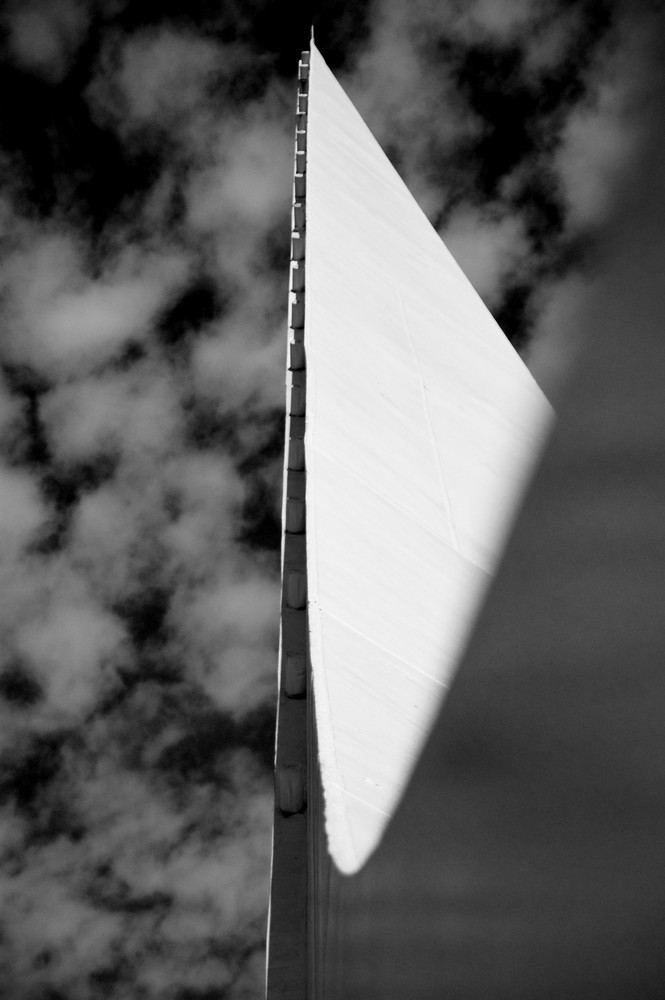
1, 0, 90, 82
41, 364, 184, 465
0, 10, 285, 989
175, 572, 279, 713
16, 596, 124, 718
555, 17, 652, 229
441, 205, 529, 306
110, 27, 223, 127
350, 0, 665, 366
186, 114, 292, 234
0, 746, 271, 998
470, 0, 548, 42
525, 274, 590, 397
0, 229, 190, 375
0, 377, 23, 444
191, 315, 286, 414
342, 0, 482, 219
0, 465, 48, 560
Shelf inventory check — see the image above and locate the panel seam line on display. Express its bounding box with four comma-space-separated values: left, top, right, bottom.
399, 289, 460, 551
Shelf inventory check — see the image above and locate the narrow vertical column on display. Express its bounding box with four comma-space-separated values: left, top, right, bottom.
265, 48, 310, 1000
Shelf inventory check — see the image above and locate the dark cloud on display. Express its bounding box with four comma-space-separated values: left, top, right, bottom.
0, 667, 273, 996
0, 731, 70, 815
454, 43, 542, 195
0, 365, 51, 467
343, 0, 649, 352
156, 276, 227, 351
0, 660, 44, 708
493, 282, 534, 352
0, 63, 160, 227
236, 475, 282, 555
115, 585, 171, 649
312, 0, 374, 69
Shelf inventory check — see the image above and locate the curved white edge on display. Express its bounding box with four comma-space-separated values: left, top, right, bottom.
305, 41, 554, 874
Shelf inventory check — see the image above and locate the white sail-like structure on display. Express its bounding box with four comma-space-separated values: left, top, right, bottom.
304, 42, 553, 874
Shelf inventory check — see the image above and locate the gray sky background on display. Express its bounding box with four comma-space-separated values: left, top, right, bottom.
0, 1, 663, 997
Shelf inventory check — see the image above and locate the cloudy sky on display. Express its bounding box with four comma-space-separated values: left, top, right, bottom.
0, 1, 663, 998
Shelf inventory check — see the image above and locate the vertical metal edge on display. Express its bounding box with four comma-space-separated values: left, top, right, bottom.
265, 45, 311, 1000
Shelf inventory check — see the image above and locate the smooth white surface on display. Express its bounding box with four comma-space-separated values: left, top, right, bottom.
305, 42, 553, 873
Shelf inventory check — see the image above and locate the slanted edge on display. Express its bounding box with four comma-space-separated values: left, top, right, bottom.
264, 47, 311, 1000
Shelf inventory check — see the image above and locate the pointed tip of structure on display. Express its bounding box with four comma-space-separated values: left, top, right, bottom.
310, 23, 315, 43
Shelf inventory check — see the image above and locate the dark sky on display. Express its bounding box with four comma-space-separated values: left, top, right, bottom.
0, 1, 662, 998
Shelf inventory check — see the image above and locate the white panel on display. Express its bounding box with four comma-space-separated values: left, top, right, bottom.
305, 42, 554, 873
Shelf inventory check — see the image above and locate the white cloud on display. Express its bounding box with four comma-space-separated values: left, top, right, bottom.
347, 0, 546, 215
0, 376, 22, 444
522, 8, 587, 75
192, 318, 285, 414
556, 77, 640, 229
41, 276, 165, 360
86, 25, 255, 162
344, 1, 482, 219
2, 0, 90, 82
70, 481, 166, 606
0, 560, 42, 644
555, 10, 660, 230
174, 573, 279, 714
186, 112, 292, 240
0, 465, 48, 560
63, 437, 279, 719
40, 363, 184, 466
68, 433, 247, 608
0, 551, 128, 723
526, 274, 591, 398
70, 751, 271, 992
135, 953, 235, 997
75, 756, 188, 861
0, 802, 25, 858
0, 706, 271, 992
232, 949, 267, 997
456, 0, 540, 43
0, 230, 189, 375
14, 570, 127, 718
440, 206, 529, 305
113, 27, 222, 126
162, 452, 245, 579
1, 229, 81, 315
0, 865, 121, 994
